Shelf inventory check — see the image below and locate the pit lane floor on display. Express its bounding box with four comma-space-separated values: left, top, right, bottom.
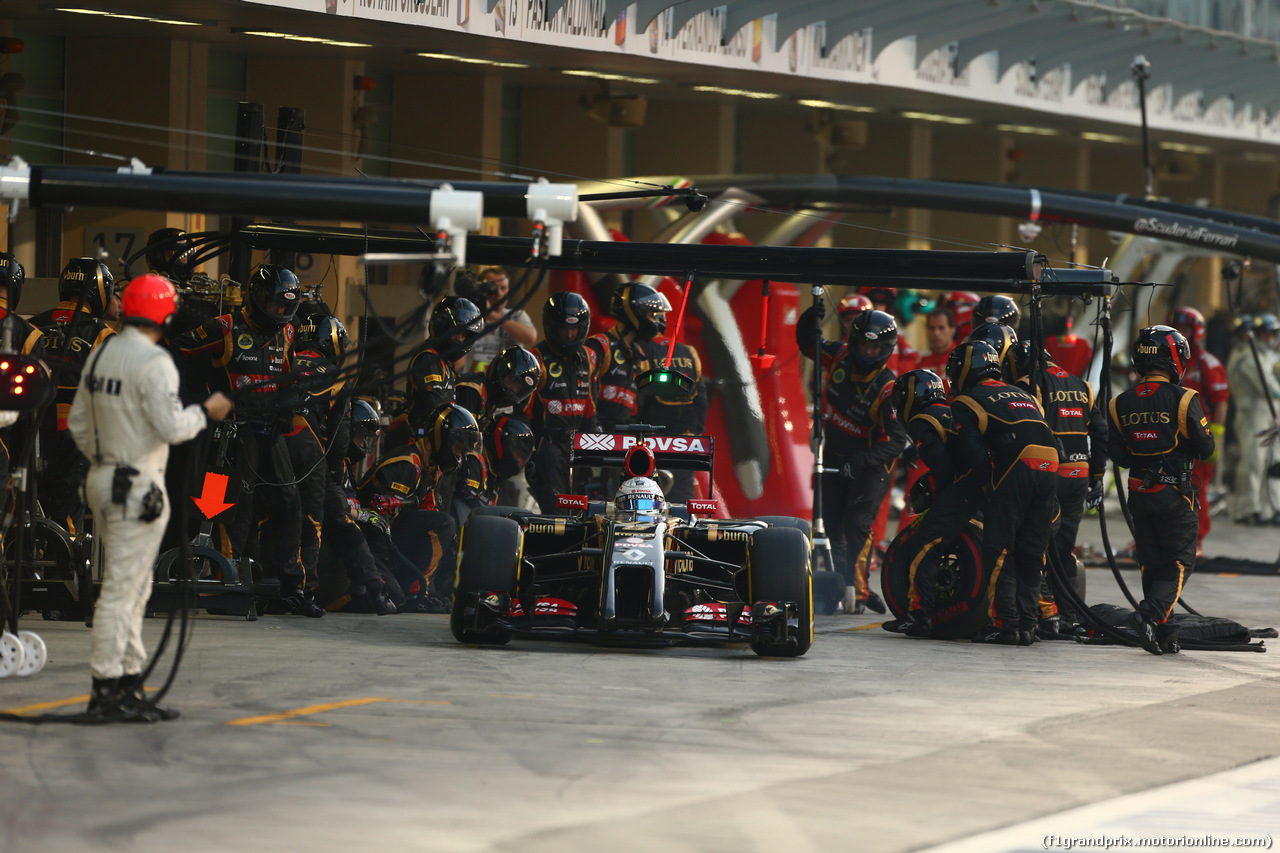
2, 515, 1279, 853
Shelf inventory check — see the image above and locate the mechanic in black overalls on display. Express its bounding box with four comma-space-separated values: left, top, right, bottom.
525, 292, 599, 514
173, 264, 320, 616
358, 402, 477, 610
1106, 325, 1215, 655
32, 258, 117, 537
586, 282, 669, 431
949, 340, 1060, 645
323, 398, 399, 614
1008, 341, 1108, 637
797, 305, 907, 614
884, 369, 984, 638
640, 331, 707, 504
385, 295, 483, 447
584, 283, 667, 498
284, 313, 351, 607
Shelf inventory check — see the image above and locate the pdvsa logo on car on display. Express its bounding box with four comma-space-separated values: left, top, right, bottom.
624, 435, 709, 453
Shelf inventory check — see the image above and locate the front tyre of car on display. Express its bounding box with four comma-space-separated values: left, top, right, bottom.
746, 526, 813, 657
450, 515, 522, 645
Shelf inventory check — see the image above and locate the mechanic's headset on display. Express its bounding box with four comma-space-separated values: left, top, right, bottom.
624, 444, 657, 479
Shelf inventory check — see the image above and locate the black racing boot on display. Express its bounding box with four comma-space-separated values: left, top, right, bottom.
1128, 612, 1164, 656
1019, 627, 1037, 646
1035, 617, 1060, 640
863, 591, 887, 615
973, 626, 1020, 645
118, 673, 180, 722
902, 613, 933, 638
87, 677, 152, 723
277, 583, 325, 618
1157, 622, 1181, 655
359, 580, 397, 616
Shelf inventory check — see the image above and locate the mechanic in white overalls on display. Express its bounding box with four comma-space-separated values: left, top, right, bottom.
68, 274, 233, 722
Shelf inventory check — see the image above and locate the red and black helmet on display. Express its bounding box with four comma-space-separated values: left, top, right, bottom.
946, 340, 1003, 391
1132, 325, 1191, 384
837, 292, 873, 318
975, 294, 1021, 329
940, 291, 981, 338
1168, 306, 1206, 348
484, 415, 535, 482
484, 345, 541, 408
846, 309, 898, 372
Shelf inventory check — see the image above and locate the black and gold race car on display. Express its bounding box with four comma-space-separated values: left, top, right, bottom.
449, 428, 813, 657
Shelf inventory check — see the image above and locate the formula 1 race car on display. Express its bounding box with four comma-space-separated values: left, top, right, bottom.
449, 428, 814, 657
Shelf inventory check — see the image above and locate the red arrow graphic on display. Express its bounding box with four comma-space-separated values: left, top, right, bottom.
192, 472, 235, 519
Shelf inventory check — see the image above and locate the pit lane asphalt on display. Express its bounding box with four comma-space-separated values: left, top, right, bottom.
2, 515, 1279, 853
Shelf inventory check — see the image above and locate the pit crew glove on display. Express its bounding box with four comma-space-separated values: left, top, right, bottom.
1207, 422, 1225, 463
358, 510, 391, 535
1084, 477, 1105, 511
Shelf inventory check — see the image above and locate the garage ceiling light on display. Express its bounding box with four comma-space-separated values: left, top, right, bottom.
414, 51, 528, 69
995, 123, 1058, 136
1081, 131, 1134, 144
561, 69, 660, 84
797, 99, 876, 113
240, 30, 371, 48
52, 7, 208, 25
1159, 141, 1212, 155
901, 111, 974, 125
690, 85, 780, 100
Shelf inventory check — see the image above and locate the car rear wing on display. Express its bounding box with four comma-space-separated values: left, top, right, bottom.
569, 432, 714, 472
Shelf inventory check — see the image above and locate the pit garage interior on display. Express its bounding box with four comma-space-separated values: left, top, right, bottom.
2, 1, 1280, 851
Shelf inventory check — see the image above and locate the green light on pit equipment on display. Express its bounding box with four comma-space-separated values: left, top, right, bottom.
657, 372, 670, 382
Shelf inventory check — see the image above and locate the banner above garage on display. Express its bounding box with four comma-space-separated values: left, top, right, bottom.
241, 0, 1280, 145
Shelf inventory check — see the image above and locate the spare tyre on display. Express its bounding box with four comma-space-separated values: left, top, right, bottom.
881, 519, 988, 640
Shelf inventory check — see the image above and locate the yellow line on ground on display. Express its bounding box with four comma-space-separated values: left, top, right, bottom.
267, 720, 332, 727
840, 622, 888, 632
226, 697, 450, 727
2, 695, 91, 715
2, 687, 160, 716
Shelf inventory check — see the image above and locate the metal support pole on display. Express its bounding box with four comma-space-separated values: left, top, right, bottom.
809, 285, 833, 576
1133, 55, 1154, 198
229, 102, 264, 287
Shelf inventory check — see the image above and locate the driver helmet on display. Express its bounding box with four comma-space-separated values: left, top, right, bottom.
614, 476, 667, 515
